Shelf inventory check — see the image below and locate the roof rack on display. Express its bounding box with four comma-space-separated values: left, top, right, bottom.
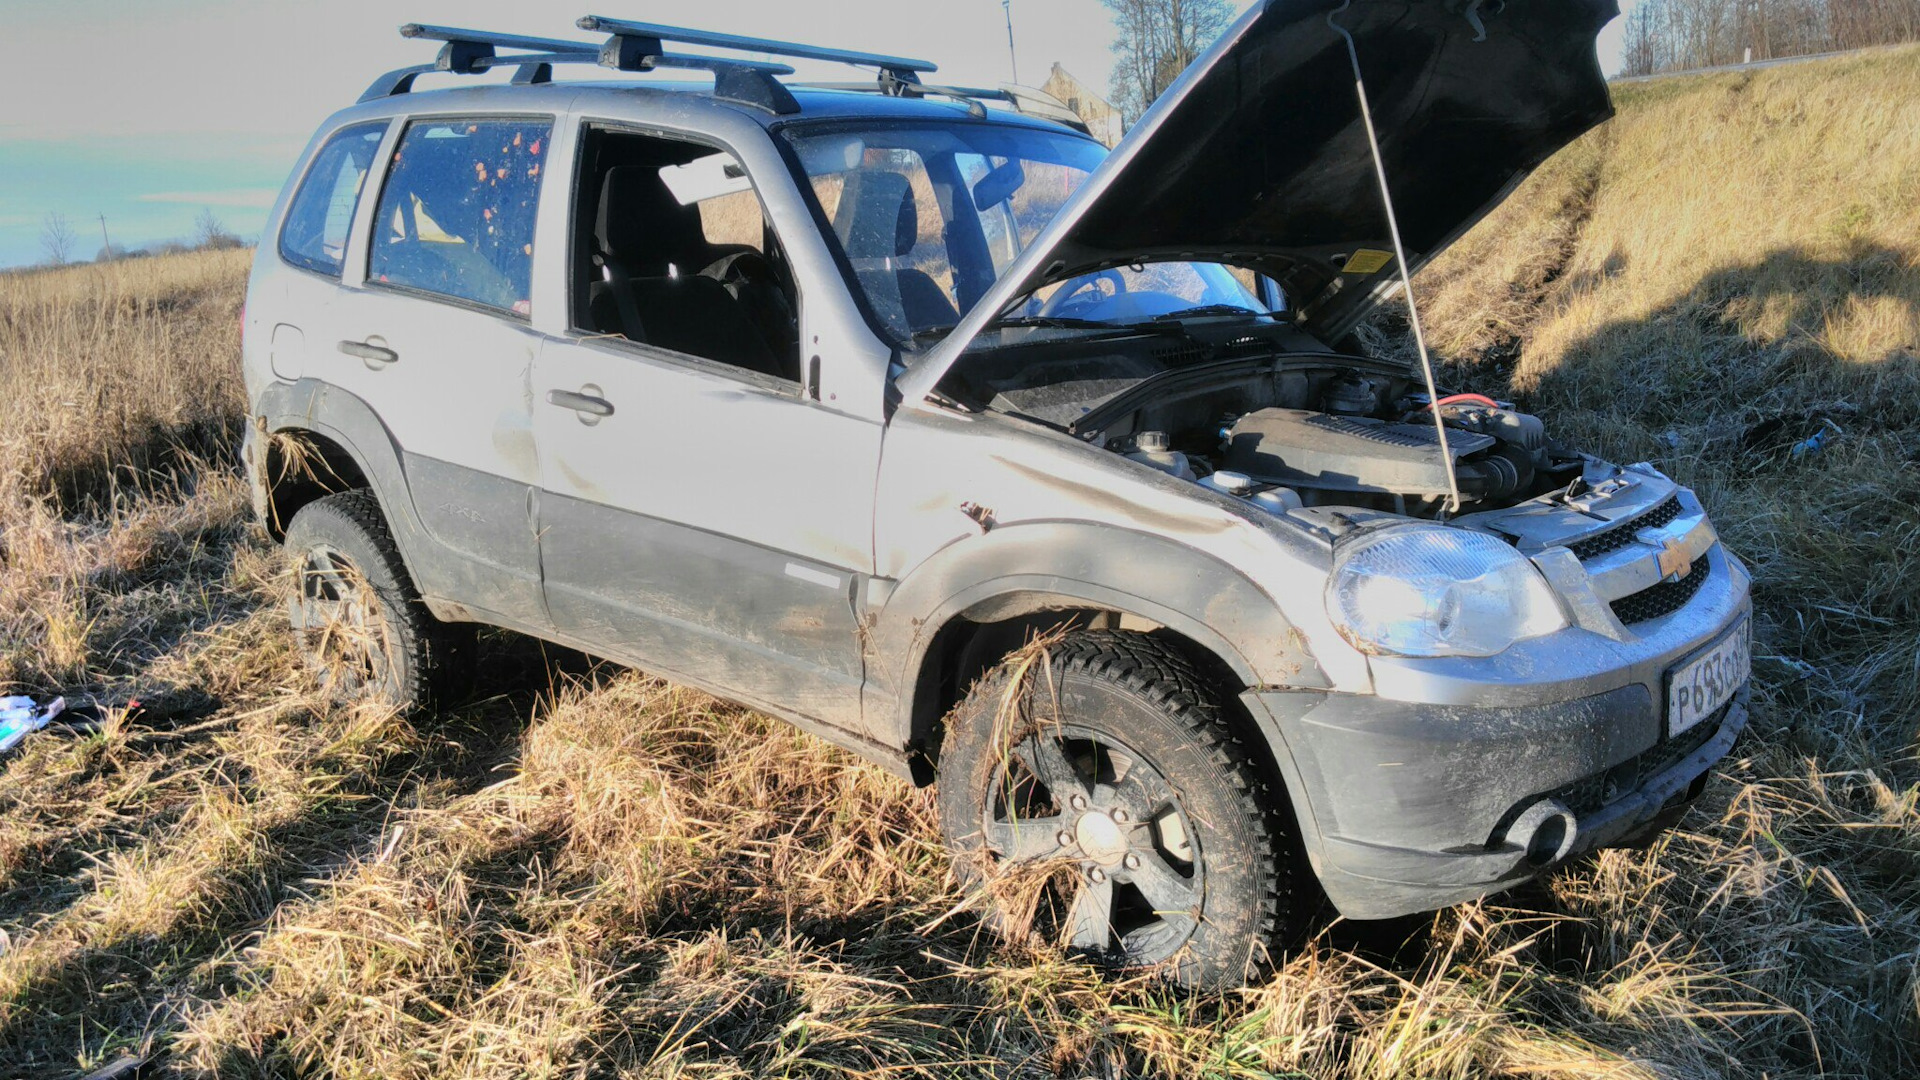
796, 81, 1089, 133
362, 18, 1080, 131
574, 16, 936, 84
363, 25, 598, 101
365, 22, 803, 111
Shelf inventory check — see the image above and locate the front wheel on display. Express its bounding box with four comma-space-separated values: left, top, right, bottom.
937, 630, 1314, 989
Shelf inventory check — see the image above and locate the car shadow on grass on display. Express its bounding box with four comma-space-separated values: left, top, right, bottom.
37, 418, 243, 522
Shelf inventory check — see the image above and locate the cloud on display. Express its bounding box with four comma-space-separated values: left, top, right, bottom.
137, 189, 279, 209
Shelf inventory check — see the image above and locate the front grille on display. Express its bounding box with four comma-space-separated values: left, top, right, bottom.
1566, 494, 1683, 561
1610, 558, 1712, 624
1548, 706, 1725, 816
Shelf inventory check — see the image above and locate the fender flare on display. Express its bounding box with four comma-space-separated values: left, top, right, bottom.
869, 521, 1331, 750
251, 378, 447, 606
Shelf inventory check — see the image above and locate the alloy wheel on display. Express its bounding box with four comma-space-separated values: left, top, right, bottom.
981, 722, 1203, 963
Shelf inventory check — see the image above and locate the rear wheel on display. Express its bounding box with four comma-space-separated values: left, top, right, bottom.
283, 491, 472, 712
937, 630, 1313, 988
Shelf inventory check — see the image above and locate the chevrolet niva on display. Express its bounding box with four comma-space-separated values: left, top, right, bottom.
243, 1, 1751, 987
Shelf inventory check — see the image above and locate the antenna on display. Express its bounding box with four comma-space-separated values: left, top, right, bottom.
1327, 0, 1463, 515
1002, 1, 1019, 84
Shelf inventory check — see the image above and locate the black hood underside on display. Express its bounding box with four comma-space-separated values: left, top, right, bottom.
897, 0, 1619, 404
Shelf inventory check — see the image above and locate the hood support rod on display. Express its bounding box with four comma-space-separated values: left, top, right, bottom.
1329, 1, 1463, 516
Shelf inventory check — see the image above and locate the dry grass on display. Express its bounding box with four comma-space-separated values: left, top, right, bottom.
1, 48, 1918, 1078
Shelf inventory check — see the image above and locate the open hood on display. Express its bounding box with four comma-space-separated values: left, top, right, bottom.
895, 0, 1617, 407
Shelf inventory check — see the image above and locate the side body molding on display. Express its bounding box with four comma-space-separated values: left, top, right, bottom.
863, 520, 1332, 751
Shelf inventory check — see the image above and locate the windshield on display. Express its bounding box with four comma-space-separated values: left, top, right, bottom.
782, 121, 1268, 345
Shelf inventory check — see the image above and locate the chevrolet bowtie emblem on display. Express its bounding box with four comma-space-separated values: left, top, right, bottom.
1656, 539, 1694, 581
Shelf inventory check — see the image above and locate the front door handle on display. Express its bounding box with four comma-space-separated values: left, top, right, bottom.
338, 339, 398, 367
547, 386, 615, 423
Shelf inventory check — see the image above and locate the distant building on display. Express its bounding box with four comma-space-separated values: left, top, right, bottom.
1041, 63, 1124, 147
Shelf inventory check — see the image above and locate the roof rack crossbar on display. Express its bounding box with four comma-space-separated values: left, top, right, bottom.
399, 23, 601, 74
399, 24, 597, 54
575, 15, 936, 81
793, 80, 1090, 134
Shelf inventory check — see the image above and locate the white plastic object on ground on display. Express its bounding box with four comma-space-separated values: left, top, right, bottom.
0, 696, 66, 753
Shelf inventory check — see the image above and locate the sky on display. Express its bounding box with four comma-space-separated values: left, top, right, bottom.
0, 0, 1633, 270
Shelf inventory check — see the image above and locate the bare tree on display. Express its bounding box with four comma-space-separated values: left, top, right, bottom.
1622, 2, 1661, 75
1101, 0, 1236, 126
40, 213, 76, 267
194, 208, 242, 251
1624, 0, 1920, 77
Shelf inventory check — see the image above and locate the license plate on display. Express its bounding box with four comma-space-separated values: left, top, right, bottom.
1667, 620, 1750, 737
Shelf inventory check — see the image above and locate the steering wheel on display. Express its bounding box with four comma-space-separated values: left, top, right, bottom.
703, 250, 798, 354
705, 250, 785, 296
1040, 269, 1128, 318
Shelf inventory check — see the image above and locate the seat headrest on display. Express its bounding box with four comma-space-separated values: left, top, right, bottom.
832, 170, 917, 260
596, 166, 708, 276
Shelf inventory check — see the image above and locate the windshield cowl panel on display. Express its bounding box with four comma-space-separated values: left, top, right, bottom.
934, 318, 1341, 431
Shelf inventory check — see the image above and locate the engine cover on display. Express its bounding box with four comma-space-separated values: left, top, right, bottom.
1224, 408, 1528, 501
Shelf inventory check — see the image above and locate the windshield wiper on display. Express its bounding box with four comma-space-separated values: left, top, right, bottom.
911, 315, 1128, 342
1142, 305, 1273, 323
995, 315, 1124, 330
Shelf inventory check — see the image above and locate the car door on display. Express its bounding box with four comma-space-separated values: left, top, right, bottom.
323, 113, 558, 632
531, 122, 878, 729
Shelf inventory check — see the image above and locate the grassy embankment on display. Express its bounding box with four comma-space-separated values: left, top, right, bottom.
0, 45, 1916, 1079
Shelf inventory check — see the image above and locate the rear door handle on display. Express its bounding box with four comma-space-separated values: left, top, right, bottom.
547, 387, 615, 421
338, 339, 398, 366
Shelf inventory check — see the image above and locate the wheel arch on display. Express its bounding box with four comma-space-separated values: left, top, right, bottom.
257, 425, 370, 539
248, 379, 445, 612
870, 522, 1329, 774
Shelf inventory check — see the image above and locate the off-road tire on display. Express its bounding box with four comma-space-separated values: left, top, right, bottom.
283, 490, 473, 713
937, 629, 1314, 989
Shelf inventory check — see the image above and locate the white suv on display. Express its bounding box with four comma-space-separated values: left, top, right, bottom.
242, 5, 1750, 987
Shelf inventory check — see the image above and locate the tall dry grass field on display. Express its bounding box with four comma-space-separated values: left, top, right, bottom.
0, 48, 1915, 1079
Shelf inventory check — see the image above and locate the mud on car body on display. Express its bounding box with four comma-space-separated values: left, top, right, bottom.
242, 0, 1750, 988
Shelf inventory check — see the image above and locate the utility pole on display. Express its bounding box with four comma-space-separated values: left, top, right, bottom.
1002, 0, 1019, 84
98, 214, 111, 262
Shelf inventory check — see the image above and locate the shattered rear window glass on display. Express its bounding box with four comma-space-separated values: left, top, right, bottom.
369, 118, 553, 316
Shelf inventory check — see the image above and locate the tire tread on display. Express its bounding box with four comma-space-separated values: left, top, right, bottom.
285, 490, 472, 713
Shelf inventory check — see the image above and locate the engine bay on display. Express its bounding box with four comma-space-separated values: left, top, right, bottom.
1093, 364, 1581, 519
938, 324, 1588, 520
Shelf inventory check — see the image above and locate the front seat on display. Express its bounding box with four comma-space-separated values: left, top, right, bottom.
831, 170, 961, 337
595, 165, 749, 279
588, 168, 787, 380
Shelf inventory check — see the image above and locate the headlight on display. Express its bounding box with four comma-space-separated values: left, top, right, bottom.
1325, 525, 1568, 658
